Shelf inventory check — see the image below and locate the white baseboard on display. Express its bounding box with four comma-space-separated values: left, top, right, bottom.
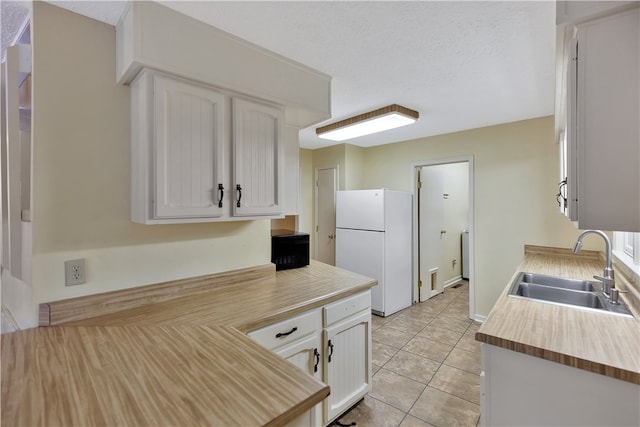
443, 275, 463, 288
473, 313, 486, 323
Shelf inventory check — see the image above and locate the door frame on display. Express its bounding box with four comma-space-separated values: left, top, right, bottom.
410, 156, 476, 321
314, 166, 338, 263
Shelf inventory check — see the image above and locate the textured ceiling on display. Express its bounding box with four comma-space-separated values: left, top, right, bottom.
6, 1, 556, 149
1, 1, 29, 61
46, 0, 127, 25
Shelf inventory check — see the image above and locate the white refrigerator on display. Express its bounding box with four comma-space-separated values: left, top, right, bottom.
335, 189, 412, 317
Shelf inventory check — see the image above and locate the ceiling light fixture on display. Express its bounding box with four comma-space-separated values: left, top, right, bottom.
316, 104, 419, 141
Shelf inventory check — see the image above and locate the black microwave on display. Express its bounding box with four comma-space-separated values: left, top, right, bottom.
271, 229, 310, 270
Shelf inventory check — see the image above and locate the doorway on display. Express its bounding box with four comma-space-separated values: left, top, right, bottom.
315, 167, 337, 265
411, 157, 475, 320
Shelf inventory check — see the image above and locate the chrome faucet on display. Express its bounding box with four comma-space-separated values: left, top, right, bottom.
572, 230, 615, 296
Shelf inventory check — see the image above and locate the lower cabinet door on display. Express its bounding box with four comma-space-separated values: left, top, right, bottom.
284, 409, 317, 427
480, 343, 640, 426
323, 310, 372, 424
276, 333, 324, 427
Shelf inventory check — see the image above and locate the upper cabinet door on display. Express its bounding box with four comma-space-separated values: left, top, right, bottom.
574, 8, 640, 231
154, 75, 226, 219
232, 98, 284, 217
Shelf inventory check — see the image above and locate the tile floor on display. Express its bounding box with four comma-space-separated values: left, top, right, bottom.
335, 280, 482, 427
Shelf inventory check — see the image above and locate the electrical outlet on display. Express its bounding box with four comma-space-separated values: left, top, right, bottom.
65, 259, 87, 286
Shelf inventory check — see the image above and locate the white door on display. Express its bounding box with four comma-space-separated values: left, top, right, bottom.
316, 167, 336, 265
419, 166, 444, 301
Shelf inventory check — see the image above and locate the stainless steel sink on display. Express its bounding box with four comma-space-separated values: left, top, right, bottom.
520, 272, 595, 292
508, 272, 633, 317
513, 283, 604, 309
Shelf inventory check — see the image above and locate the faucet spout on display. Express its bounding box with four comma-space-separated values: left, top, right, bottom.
572, 229, 615, 294
572, 239, 583, 254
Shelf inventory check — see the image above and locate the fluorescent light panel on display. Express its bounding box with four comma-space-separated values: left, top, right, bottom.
316, 104, 419, 141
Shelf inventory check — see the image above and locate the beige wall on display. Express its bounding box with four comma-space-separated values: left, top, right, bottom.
299, 148, 314, 237
312, 144, 346, 190
344, 144, 366, 190
306, 144, 367, 259
305, 117, 602, 317
362, 117, 598, 316
23, 3, 270, 327
16, 3, 604, 328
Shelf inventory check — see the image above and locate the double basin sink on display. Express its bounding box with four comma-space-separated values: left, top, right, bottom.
508, 272, 633, 317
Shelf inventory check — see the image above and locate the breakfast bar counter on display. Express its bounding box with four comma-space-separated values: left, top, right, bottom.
1, 261, 377, 426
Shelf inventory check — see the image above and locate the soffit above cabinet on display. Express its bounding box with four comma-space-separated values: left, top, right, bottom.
116, 1, 331, 129
556, 0, 639, 25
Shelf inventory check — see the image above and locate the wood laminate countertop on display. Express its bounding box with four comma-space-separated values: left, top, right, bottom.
1, 261, 377, 426
55, 261, 377, 331
476, 246, 640, 384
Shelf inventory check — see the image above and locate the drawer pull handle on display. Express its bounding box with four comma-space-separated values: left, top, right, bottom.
313, 348, 320, 373
275, 326, 297, 338
328, 339, 334, 363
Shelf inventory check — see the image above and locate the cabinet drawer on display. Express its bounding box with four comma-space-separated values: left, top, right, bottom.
248, 309, 321, 351
324, 291, 371, 327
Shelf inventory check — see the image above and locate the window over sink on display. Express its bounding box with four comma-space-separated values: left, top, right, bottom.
613, 232, 640, 277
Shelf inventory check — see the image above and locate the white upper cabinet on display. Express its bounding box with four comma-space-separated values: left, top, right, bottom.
558, 6, 640, 231
131, 69, 287, 224
232, 98, 284, 217
153, 74, 226, 219
118, 1, 328, 224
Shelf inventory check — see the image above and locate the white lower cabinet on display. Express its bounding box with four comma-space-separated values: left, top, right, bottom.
248, 309, 323, 427
480, 344, 640, 427
323, 310, 371, 424
322, 291, 372, 424
277, 334, 324, 427
248, 290, 372, 427
285, 410, 318, 427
